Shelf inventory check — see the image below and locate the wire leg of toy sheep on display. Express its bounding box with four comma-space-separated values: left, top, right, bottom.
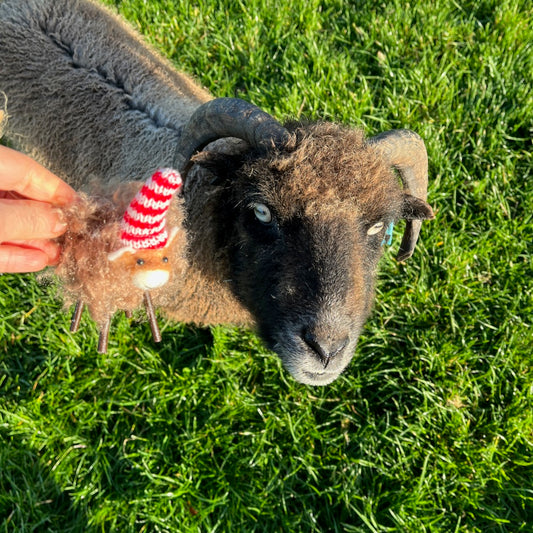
70, 301, 84, 333
68, 294, 161, 352
143, 291, 161, 343
69, 301, 124, 353
98, 318, 111, 354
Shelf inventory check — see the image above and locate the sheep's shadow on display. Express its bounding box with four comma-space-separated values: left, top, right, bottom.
155, 321, 214, 372
0, 432, 92, 532
0, 338, 89, 530
0, 317, 213, 530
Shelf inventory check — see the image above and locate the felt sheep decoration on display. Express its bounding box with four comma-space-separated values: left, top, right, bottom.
57, 168, 183, 353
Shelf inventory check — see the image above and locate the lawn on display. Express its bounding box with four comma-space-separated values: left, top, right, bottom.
1, 0, 532, 531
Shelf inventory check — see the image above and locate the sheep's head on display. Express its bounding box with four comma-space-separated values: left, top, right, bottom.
175, 99, 434, 386
108, 231, 178, 291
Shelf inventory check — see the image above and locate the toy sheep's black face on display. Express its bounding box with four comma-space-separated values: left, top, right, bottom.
194, 124, 433, 385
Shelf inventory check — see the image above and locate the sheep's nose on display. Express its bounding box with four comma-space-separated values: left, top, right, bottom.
132, 269, 170, 290
302, 329, 349, 369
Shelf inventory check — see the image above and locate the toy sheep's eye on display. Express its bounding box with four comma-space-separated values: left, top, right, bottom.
162, 256, 169, 263
367, 221, 385, 235
252, 203, 272, 224
136, 258, 145, 266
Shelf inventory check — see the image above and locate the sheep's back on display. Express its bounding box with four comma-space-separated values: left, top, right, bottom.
0, 0, 212, 188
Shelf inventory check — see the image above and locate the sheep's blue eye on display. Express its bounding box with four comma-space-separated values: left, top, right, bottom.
252, 203, 272, 224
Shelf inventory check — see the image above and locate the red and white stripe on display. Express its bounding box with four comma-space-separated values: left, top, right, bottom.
119, 168, 182, 250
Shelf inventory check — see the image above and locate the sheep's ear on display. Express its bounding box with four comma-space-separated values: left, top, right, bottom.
167, 227, 179, 245
401, 194, 435, 221
192, 151, 245, 185
396, 194, 435, 262
108, 247, 135, 262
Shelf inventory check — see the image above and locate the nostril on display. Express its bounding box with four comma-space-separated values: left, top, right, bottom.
302, 329, 328, 366
302, 329, 349, 369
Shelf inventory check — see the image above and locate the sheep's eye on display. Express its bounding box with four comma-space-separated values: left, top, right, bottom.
162, 256, 169, 263
252, 203, 272, 224
136, 258, 145, 266
367, 221, 385, 235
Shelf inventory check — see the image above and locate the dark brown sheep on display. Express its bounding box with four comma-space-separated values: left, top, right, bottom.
0, 0, 434, 385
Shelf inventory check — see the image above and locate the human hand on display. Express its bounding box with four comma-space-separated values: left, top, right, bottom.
0, 145, 77, 273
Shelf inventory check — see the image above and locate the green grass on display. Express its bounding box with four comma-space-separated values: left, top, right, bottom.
1, 0, 532, 531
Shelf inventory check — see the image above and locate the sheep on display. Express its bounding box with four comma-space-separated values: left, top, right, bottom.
58, 169, 187, 353
0, 0, 434, 385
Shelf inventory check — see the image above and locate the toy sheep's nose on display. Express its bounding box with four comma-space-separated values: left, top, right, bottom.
132, 269, 170, 290
302, 329, 349, 369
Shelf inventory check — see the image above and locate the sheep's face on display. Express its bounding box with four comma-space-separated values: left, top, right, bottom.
109, 247, 173, 290
194, 124, 433, 385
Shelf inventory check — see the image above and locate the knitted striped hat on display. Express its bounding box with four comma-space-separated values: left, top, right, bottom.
119, 168, 182, 250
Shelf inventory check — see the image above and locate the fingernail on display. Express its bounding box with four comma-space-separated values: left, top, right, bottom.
45, 242, 62, 265
53, 220, 68, 234
51, 208, 68, 235
55, 191, 78, 206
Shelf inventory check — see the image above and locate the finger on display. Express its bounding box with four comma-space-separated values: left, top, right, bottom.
0, 244, 49, 273
0, 145, 76, 205
4, 239, 61, 265
0, 198, 67, 241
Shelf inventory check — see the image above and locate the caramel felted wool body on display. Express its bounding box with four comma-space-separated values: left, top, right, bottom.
55, 181, 188, 330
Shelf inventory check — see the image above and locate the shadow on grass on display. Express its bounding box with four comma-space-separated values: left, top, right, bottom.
156, 322, 214, 372
0, 432, 92, 532
0, 306, 215, 530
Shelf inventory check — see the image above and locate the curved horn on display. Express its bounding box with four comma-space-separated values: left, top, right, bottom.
173, 97, 289, 172
368, 129, 429, 261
